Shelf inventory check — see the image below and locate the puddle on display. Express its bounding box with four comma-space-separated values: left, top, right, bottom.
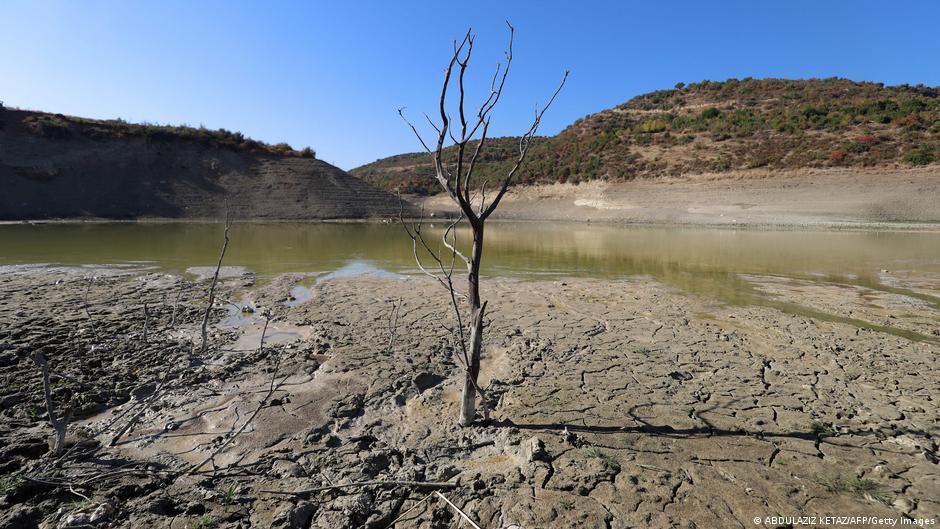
222, 299, 262, 327
284, 285, 314, 307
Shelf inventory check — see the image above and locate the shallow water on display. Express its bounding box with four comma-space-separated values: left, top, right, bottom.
2, 221, 940, 309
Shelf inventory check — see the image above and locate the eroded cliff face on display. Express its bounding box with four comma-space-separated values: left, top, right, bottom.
0, 109, 402, 220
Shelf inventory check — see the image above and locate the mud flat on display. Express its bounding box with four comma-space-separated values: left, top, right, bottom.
1, 264, 938, 528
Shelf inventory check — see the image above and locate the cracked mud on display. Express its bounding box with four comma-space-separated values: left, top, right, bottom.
1, 264, 938, 528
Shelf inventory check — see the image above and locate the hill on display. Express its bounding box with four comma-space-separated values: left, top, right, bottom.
351, 78, 940, 194
0, 108, 402, 220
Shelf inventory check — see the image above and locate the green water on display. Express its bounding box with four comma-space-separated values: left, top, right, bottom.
2, 222, 940, 342
2, 222, 939, 281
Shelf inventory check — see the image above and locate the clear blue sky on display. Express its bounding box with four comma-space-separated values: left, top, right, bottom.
2, 1, 939, 169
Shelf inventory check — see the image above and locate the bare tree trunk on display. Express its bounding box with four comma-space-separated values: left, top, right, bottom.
459, 301, 485, 425
459, 224, 485, 425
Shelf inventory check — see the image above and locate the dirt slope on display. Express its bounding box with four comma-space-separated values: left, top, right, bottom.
0, 109, 403, 220
353, 78, 940, 195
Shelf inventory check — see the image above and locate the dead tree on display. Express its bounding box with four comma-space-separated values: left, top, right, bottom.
200, 212, 233, 354
400, 23, 567, 426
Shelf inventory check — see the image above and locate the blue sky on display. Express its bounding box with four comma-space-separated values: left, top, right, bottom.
2, 1, 939, 169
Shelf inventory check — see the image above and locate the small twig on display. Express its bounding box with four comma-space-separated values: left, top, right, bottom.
82, 277, 100, 341
187, 311, 277, 475
383, 492, 434, 529
384, 297, 402, 355
108, 372, 175, 447
434, 491, 482, 529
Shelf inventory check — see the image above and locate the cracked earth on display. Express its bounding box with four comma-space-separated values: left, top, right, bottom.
1, 265, 938, 528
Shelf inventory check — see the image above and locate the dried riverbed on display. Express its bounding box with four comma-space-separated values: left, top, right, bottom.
1, 264, 938, 528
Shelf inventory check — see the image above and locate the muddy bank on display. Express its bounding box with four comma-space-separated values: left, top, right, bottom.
419, 167, 940, 230
1, 265, 938, 528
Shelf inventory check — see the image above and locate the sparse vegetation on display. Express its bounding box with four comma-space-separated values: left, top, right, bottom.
354, 78, 940, 192
811, 420, 836, 438
189, 515, 217, 529
586, 447, 621, 472
816, 474, 891, 504
903, 146, 937, 165
18, 111, 313, 157
222, 484, 237, 510
0, 474, 20, 494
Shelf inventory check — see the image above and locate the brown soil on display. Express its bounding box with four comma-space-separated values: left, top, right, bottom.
418, 167, 940, 228
1, 264, 938, 528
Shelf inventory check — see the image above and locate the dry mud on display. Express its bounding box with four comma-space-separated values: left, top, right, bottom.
1, 264, 938, 528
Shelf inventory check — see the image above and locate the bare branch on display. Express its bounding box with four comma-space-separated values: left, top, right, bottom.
398, 108, 432, 153
481, 69, 568, 220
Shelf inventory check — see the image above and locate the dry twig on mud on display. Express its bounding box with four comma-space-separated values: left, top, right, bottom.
187, 312, 284, 475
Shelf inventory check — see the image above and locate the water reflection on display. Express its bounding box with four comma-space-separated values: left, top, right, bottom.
2, 222, 939, 317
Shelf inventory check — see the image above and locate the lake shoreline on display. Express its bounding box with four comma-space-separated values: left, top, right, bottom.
417, 166, 940, 231
3, 217, 940, 233
6, 167, 940, 232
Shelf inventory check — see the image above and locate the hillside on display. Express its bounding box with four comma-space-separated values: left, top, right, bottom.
0, 108, 403, 220
352, 78, 940, 194
351, 137, 547, 195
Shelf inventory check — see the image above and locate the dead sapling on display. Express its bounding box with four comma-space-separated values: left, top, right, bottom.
398, 23, 567, 425
384, 296, 403, 355
141, 302, 150, 345
32, 351, 71, 456
168, 282, 185, 330
200, 211, 233, 354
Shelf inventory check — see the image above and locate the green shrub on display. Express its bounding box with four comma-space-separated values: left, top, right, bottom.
701, 107, 721, 119
844, 141, 869, 154
23, 115, 72, 138
903, 147, 936, 165
300, 147, 316, 158
636, 119, 669, 134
